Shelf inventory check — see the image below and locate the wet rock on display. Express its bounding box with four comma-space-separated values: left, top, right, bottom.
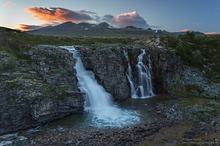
77, 46, 130, 101
57, 126, 68, 132
0, 45, 84, 135
77, 46, 182, 100
0, 141, 13, 146
0, 133, 28, 146
63, 140, 74, 145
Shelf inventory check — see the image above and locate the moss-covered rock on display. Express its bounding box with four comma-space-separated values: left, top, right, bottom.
0, 45, 84, 135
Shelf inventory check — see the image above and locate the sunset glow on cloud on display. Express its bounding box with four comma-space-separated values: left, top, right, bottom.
180, 29, 191, 32
19, 7, 149, 31
26, 7, 95, 23
204, 32, 220, 35
114, 11, 148, 28
103, 11, 149, 28
17, 24, 44, 31
1, 0, 219, 33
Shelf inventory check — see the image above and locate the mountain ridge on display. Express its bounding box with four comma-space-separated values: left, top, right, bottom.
23, 22, 204, 38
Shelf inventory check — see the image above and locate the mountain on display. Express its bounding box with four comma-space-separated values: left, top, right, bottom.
27, 21, 204, 38
28, 22, 116, 37
124, 26, 143, 30
98, 22, 113, 29
27, 22, 156, 38
55, 21, 78, 29
28, 21, 81, 36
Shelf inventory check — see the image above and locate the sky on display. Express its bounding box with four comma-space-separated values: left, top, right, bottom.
0, 0, 220, 34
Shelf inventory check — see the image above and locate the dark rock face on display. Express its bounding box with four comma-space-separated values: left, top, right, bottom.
0, 45, 84, 135
149, 48, 182, 95
77, 46, 130, 101
77, 46, 182, 100
124, 47, 182, 95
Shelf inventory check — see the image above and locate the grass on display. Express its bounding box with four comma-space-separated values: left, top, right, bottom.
138, 96, 220, 145
159, 32, 220, 83
0, 27, 138, 58
184, 84, 204, 96
1, 27, 220, 83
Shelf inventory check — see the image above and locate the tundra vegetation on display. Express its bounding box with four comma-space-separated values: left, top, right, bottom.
1, 27, 220, 145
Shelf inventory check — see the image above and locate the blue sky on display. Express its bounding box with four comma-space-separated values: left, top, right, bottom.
0, 0, 219, 33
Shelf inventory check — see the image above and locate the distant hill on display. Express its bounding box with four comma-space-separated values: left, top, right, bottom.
27, 22, 162, 38
97, 22, 113, 29
124, 26, 143, 30
27, 22, 204, 38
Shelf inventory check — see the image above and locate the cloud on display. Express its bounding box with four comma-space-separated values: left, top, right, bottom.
25, 7, 96, 23
102, 14, 114, 22
22, 8, 149, 30
103, 11, 149, 28
78, 10, 97, 15
3, 0, 15, 6
150, 25, 162, 29
180, 29, 192, 33
16, 24, 44, 31
204, 32, 220, 35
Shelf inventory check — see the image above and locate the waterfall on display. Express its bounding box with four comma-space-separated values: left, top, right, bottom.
63, 46, 139, 128
124, 49, 154, 99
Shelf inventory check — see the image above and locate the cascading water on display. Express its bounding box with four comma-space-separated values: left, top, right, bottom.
124, 49, 155, 99
63, 46, 139, 128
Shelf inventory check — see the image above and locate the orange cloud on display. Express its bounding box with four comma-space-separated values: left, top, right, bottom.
103, 11, 149, 28
204, 32, 220, 35
16, 24, 44, 31
180, 29, 191, 33
25, 7, 95, 23
22, 8, 149, 30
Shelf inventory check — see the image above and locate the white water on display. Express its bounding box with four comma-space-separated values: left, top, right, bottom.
64, 46, 139, 128
124, 49, 155, 99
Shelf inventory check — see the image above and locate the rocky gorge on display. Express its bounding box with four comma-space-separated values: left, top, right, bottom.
1, 44, 220, 145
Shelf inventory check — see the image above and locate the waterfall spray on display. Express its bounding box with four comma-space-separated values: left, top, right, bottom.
64, 46, 139, 128
124, 49, 154, 99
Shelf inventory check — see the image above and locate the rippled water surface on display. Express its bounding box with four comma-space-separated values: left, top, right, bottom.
44, 95, 167, 130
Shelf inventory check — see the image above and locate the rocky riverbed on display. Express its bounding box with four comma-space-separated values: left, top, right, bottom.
30, 98, 220, 146
1, 95, 220, 146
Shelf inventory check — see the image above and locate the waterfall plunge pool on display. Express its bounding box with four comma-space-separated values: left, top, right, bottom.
20, 46, 169, 140
61, 46, 146, 129
21, 95, 167, 141
41, 96, 164, 130
26, 46, 159, 132
43, 46, 157, 129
